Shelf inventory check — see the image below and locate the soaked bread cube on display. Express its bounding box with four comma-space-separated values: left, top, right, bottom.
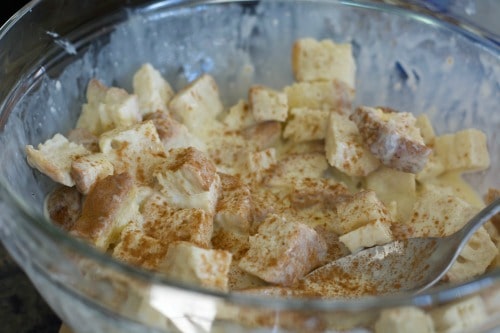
248, 85, 288, 122
70, 153, 114, 194
283, 108, 329, 142
133, 63, 174, 115
339, 219, 393, 253
284, 80, 354, 111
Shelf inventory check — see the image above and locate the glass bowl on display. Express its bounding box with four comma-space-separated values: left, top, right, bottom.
0, 0, 499, 332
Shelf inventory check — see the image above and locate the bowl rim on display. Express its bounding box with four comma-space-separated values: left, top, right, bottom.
1, 0, 499, 314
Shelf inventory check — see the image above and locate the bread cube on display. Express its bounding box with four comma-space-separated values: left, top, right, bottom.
154, 147, 220, 212
416, 151, 445, 182
415, 113, 436, 145
446, 226, 498, 283
334, 190, 391, 234
283, 108, 329, 142
242, 148, 277, 183
215, 173, 253, 234
425, 172, 485, 208
325, 112, 380, 177
222, 99, 255, 130
242, 121, 282, 150
141, 193, 214, 249
168, 74, 223, 132
430, 296, 487, 333
374, 307, 435, 333
292, 38, 356, 90
70, 172, 139, 250
76, 79, 141, 135
133, 63, 174, 115
239, 214, 327, 286
284, 80, 354, 110
248, 85, 288, 122
70, 153, 114, 194
67, 128, 99, 153
350, 106, 431, 173
339, 219, 393, 253
112, 223, 169, 270
289, 178, 350, 210
264, 152, 329, 188
434, 129, 490, 173
365, 166, 417, 222
143, 111, 206, 152
409, 186, 478, 237
159, 241, 232, 291
99, 120, 167, 184
26, 133, 90, 187
45, 186, 82, 231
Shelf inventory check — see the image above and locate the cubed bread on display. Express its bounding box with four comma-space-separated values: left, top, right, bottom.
26, 133, 90, 187
76, 79, 141, 135
133, 63, 174, 115
283, 108, 329, 142
284, 80, 354, 111
215, 173, 253, 234
334, 190, 391, 235
350, 106, 431, 173
70, 172, 139, 250
99, 120, 167, 184
154, 147, 220, 212
339, 219, 393, 253
143, 111, 206, 152
222, 99, 255, 130
239, 214, 327, 286
292, 38, 356, 90
416, 151, 446, 182
289, 178, 350, 210
325, 112, 380, 177
168, 74, 223, 132
140, 193, 214, 249
66, 128, 99, 152
365, 166, 417, 222
242, 121, 282, 150
70, 153, 114, 194
429, 296, 487, 333
264, 152, 329, 187
415, 113, 436, 145
242, 148, 277, 183
44, 186, 82, 231
434, 129, 490, 173
159, 241, 232, 291
248, 85, 288, 122
112, 223, 169, 270
374, 307, 435, 333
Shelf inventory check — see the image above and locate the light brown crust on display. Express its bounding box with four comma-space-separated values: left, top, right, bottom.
45, 186, 83, 231
350, 106, 431, 173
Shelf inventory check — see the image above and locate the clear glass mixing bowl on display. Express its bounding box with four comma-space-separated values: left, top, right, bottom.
0, 1, 499, 332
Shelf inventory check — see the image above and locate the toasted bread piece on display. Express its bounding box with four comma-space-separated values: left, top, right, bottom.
133, 63, 174, 115
70, 153, 114, 194
154, 147, 220, 212
44, 186, 82, 231
160, 241, 232, 291
292, 38, 356, 90
283, 108, 329, 142
26, 133, 90, 186
325, 112, 380, 177
248, 85, 288, 122
239, 214, 327, 286
350, 106, 431, 173
70, 172, 138, 250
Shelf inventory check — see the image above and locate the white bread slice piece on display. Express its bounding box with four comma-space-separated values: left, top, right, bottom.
154, 147, 220, 213
215, 173, 253, 234
168, 74, 223, 133
374, 307, 435, 333
291, 38, 356, 90
140, 193, 214, 249
339, 219, 393, 253
133, 63, 174, 115
350, 106, 431, 173
159, 241, 232, 291
99, 120, 167, 184
222, 99, 256, 130
429, 296, 487, 333
365, 166, 417, 222
248, 85, 288, 122
70, 172, 138, 250
434, 129, 490, 173
238, 214, 327, 286
325, 112, 380, 177
70, 153, 114, 194
334, 190, 391, 235
143, 111, 206, 152
283, 108, 329, 142
26, 133, 90, 187
284, 80, 354, 111
76, 79, 141, 135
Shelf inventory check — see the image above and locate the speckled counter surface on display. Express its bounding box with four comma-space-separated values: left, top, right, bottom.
0, 244, 61, 333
